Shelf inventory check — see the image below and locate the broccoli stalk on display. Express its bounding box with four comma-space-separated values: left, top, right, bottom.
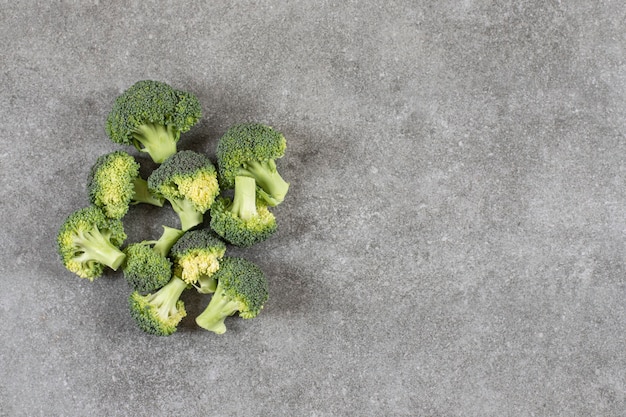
132, 178, 165, 207
152, 225, 185, 256
169, 197, 204, 232
130, 123, 178, 164
231, 176, 259, 221
195, 290, 240, 334
240, 159, 289, 206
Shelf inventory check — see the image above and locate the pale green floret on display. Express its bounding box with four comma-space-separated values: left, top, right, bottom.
88, 151, 163, 219
148, 150, 220, 231
56, 206, 126, 280
105, 80, 202, 163
195, 257, 268, 334
210, 176, 277, 247
216, 123, 289, 206
128, 275, 188, 336
170, 229, 226, 288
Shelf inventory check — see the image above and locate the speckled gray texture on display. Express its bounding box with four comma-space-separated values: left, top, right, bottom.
1, 1, 625, 416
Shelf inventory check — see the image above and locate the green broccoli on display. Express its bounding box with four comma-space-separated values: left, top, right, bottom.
105, 80, 202, 163
87, 150, 164, 219
169, 228, 227, 292
128, 275, 188, 336
122, 226, 184, 293
216, 123, 289, 206
195, 257, 269, 334
57, 206, 127, 280
147, 150, 220, 231
210, 176, 277, 247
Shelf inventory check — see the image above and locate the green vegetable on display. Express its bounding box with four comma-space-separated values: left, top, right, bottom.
87, 150, 164, 219
169, 229, 227, 292
122, 226, 184, 293
128, 275, 188, 336
216, 123, 289, 206
147, 150, 220, 231
105, 80, 202, 163
57, 206, 126, 280
195, 257, 268, 334
210, 176, 277, 247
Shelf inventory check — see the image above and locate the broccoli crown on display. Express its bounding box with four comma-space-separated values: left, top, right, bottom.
87, 151, 140, 219
170, 229, 226, 285
195, 257, 269, 334
210, 197, 277, 247
128, 276, 188, 336
123, 243, 173, 293
148, 150, 220, 214
105, 80, 202, 163
216, 123, 286, 189
57, 206, 127, 280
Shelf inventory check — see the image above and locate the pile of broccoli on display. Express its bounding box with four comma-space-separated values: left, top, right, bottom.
56, 80, 288, 336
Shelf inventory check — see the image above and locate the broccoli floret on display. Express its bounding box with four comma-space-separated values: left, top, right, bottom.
57, 206, 127, 280
195, 257, 268, 334
87, 150, 164, 219
210, 176, 277, 247
170, 229, 226, 292
105, 80, 202, 163
122, 226, 184, 293
216, 123, 289, 206
128, 275, 189, 336
147, 150, 220, 231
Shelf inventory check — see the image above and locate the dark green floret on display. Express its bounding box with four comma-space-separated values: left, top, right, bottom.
195, 257, 268, 334
105, 80, 202, 163
147, 150, 220, 231
216, 123, 289, 206
128, 275, 188, 336
122, 226, 184, 293
87, 150, 164, 219
56, 206, 127, 280
170, 229, 227, 291
210, 176, 277, 247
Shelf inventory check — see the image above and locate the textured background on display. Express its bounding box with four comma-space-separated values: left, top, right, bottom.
1, 1, 625, 416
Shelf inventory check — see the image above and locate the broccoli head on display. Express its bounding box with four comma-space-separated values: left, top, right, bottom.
128, 275, 188, 336
210, 176, 277, 247
195, 257, 269, 334
105, 80, 202, 163
57, 206, 127, 280
216, 123, 289, 206
147, 150, 220, 231
87, 150, 164, 219
122, 226, 184, 293
170, 229, 226, 291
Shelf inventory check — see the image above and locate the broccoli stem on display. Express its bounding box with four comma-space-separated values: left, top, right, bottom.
131, 123, 178, 163
74, 229, 126, 270
241, 160, 289, 206
231, 176, 258, 221
152, 226, 184, 257
148, 276, 188, 319
132, 178, 165, 207
169, 197, 203, 231
195, 290, 240, 334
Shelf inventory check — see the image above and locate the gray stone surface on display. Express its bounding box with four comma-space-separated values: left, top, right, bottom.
1, 1, 625, 416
